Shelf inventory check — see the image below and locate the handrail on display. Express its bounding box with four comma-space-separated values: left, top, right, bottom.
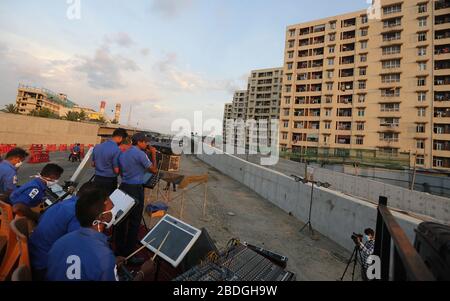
374, 196, 435, 281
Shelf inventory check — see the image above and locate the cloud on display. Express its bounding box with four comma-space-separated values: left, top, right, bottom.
105, 32, 135, 48
74, 45, 139, 89
141, 48, 150, 56
150, 0, 195, 17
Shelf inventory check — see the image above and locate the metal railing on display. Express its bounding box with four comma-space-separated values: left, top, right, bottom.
373, 196, 435, 281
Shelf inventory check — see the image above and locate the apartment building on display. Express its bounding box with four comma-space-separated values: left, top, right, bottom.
280, 0, 450, 170
223, 103, 233, 144
16, 84, 77, 116
246, 68, 283, 152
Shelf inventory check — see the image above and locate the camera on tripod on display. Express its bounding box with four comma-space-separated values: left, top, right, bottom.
351, 232, 363, 244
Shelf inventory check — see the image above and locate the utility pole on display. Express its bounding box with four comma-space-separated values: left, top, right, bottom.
127, 105, 133, 127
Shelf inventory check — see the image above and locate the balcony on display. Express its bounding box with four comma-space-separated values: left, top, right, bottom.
342, 18, 356, 28
342, 31, 356, 40
341, 43, 355, 52
336, 135, 351, 145
435, 93, 450, 107
435, 76, 450, 86
433, 157, 450, 169
435, 108, 450, 118
435, 29, 450, 41
339, 82, 354, 92
435, 0, 450, 10
337, 109, 352, 117
434, 140, 450, 152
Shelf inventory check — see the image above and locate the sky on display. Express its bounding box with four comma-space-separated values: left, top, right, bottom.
0, 0, 369, 134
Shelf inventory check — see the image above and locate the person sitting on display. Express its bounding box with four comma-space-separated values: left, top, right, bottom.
69, 144, 81, 162
46, 186, 154, 281
28, 182, 96, 281
9, 164, 64, 222
0, 148, 29, 198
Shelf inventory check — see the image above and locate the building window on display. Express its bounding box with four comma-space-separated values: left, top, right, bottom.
383, 4, 402, 15
288, 40, 295, 48
361, 41, 368, 49
358, 109, 365, 117
382, 45, 401, 55
416, 155, 425, 165
358, 81, 366, 89
289, 29, 296, 37
361, 29, 368, 37
327, 71, 334, 79
416, 123, 426, 133
356, 137, 364, 145
356, 122, 365, 131
325, 109, 332, 116
286, 74, 292, 81
418, 32, 427, 42
417, 77, 426, 86
359, 67, 367, 76
419, 62, 427, 71
418, 107, 426, 117
330, 21, 336, 30
282, 132, 288, 140
358, 94, 366, 103
288, 51, 294, 59
283, 121, 289, 128
417, 140, 425, 149
329, 46, 335, 53
328, 58, 335, 65
327, 83, 333, 91
418, 47, 427, 56
418, 3, 427, 13
284, 97, 291, 105
361, 15, 368, 24
382, 59, 401, 69
418, 92, 426, 102
382, 73, 401, 83
324, 122, 331, 129
287, 63, 293, 70
360, 54, 367, 62
329, 33, 336, 42
418, 17, 427, 27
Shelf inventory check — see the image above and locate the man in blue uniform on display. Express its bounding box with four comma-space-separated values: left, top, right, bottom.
115, 133, 155, 260
92, 128, 128, 195
28, 182, 96, 281
0, 148, 29, 197
9, 163, 64, 222
46, 186, 155, 281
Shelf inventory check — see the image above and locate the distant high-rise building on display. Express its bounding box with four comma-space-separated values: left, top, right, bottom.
100, 101, 106, 115
114, 104, 121, 123
280, 0, 450, 170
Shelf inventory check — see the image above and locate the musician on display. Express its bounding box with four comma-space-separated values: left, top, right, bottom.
46, 186, 155, 281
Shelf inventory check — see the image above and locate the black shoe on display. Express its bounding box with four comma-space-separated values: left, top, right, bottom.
127, 256, 145, 266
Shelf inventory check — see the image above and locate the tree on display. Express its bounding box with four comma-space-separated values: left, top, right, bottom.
65, 111, 79, 121
1, 104, 19, 114
29, 108, 60, 119
78, 110, 87, 121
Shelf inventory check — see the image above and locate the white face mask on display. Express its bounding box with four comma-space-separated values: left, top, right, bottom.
92, 208, 118, 230
45, 179, 59, 188
363, 235, 370, 244
15, 161, 23, 169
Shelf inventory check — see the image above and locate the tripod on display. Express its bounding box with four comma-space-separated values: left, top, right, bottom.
340, 246, 361, 281
299, 179, 315, 236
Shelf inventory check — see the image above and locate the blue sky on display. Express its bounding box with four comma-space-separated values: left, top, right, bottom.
0, 0, 368, 133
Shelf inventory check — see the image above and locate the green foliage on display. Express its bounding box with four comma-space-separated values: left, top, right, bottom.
65, 110, 87, 122
29, 108, 60, 119
1, 104, 19, 114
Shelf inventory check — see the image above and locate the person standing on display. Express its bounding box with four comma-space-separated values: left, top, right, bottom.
115, 133, 154, 261
92, 128, 128, 196
0, 148, 29, 197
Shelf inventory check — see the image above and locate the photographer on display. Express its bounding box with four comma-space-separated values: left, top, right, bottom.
354, 228, 375, 281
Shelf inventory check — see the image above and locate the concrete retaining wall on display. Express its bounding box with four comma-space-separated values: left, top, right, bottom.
236, 154, 450, 224
198, 144, 424, 252
0, 113, 101, 146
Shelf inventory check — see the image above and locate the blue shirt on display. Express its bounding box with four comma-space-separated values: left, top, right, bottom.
73, 145, 80, 152
93, 140, 121, 178
119, 146, 152, 185
29, 196, 81, 271
46, 228, 118, 281
0, 160, 17, 194
9, 178, 47, 207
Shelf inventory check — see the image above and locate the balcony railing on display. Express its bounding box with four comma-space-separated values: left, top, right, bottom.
374, 197, 435, 281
